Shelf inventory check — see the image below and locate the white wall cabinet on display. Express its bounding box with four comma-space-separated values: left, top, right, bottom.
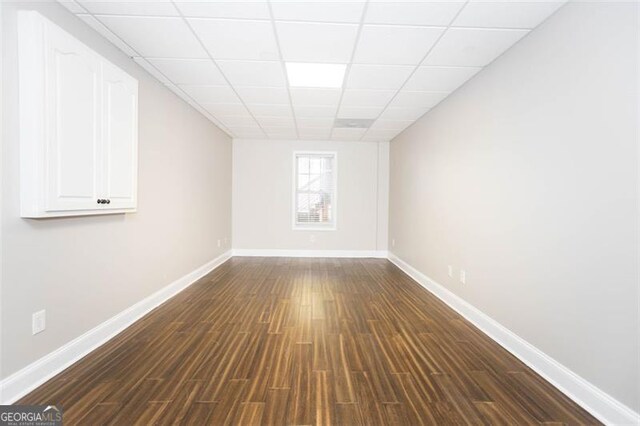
19, 11, 138, 218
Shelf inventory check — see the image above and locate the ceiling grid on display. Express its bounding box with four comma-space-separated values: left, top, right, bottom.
59, 0, 566, 142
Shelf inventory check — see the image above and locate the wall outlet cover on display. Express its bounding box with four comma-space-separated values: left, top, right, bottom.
32, 310, 46, 335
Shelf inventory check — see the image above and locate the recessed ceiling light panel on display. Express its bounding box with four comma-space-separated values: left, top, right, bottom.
286, 62, 347, 88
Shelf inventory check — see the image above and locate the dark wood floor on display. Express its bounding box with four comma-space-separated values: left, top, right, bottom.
19, 257, 599, 425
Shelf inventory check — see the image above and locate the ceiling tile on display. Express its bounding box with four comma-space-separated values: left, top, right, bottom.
298, 127, 332, 139
454, 1, 565, 29
179, 85, 241, 104
295, 105, 338, 118
201, 103, 250, 116
365, 1, 465, 26
174, 0, 271, 19
389, 91, 449, 109
77, 14, 138, 57
98, 16, 207, 58
188, 18, 279, 60
404, 66, 480, 91
364, 128, 401, 139
337, 106, 384, 120
276, 21, 359, 62
354, 25, 445, 65
378, 107, 430, 121
290, 88, 341, 106
231, 127, 266, 138
256, 116, 296, 128
147, 58, 226, 85
297, 117, 335, 128
347, 65, 414, 90
331, 128, 367, 140
362, 130, 400, 142
367, 129, 401, 139
246, 104, 293, 117
234, 87, 290, 104
370, 120, 413, 131
264, 127, 298, 139
271, 0, 366, 23
217, 61, 286, 87
219, 115, 259, 127
424, 28, 529, 67
78, 0, 178, 16
341, 89, 396, 108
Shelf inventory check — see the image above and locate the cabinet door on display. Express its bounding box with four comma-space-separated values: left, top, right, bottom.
44, 23, 101, 212
101, 62, 138, 210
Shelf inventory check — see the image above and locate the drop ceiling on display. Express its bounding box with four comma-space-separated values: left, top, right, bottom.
58, 0, 565, 142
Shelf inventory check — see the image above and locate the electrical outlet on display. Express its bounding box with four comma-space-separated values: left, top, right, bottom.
460, 270, 466, 285
32, 310, 46, 335
224, 237, 228, 245
310, 234, 316, 243
391, 238, 395, 247
217, 239, 221, 248
447, 265, 453, 278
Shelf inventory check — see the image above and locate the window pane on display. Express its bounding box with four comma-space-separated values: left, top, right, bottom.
309, 193, 321, 206
309, 174, 321, 191
310, 157, 321, 174
298, 156, 309, 174
297, 174, 309, 190
320, 174, 331, 192
322, 157, 333, 172
297, 193, 309, 214
309, 193, 321, 223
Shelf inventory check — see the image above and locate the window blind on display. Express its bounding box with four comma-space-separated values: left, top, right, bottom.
294, 153, 335, 227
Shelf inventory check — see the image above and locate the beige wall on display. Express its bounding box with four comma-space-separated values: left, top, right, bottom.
1, 1, 232, 379
232, 139, 388, 252
389, 1, 639, 411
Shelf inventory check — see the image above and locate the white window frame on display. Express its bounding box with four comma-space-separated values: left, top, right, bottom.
292, 151, 337, 231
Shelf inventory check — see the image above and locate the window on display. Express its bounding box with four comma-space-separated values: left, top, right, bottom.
293, 152, 336, 230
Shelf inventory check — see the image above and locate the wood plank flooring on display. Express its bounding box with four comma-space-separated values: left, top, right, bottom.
19, 257, 600, 425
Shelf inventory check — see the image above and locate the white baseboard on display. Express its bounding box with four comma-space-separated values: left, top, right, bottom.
0, 250, 232, 405
387, 252, 640, 426
232, 249, 388, 258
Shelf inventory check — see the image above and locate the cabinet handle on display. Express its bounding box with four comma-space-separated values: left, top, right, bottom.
106, 199, 111, 204
97, 199, 103, 204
